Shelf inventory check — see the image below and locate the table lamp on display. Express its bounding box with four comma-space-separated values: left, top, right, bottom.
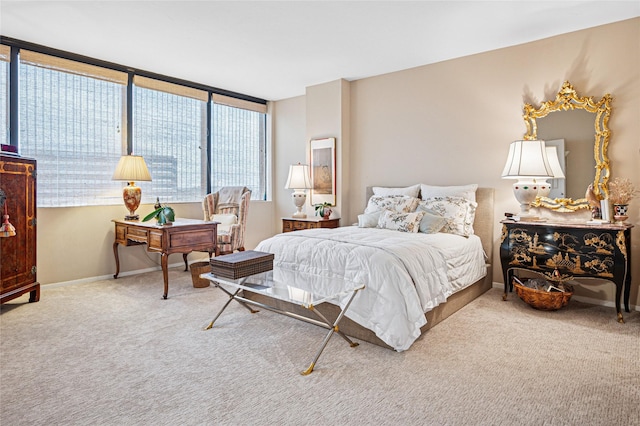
285, 163, 311, 218
501, 140, 553, 220
112, 155, 152, 220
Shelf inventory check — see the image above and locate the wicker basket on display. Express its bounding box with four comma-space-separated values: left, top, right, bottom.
190, 261, 211, 288
513, 281, 573, 311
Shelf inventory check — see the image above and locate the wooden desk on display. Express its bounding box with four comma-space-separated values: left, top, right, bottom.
113, 219, 218, 299
500, 220, 633, 322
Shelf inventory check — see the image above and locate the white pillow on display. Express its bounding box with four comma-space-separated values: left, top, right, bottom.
420, 183, 478, 202
415, 206, 447, 234
364, 195, 419, 214
419, 196, 477, 237
377, 210, 424, 233
372, 184, 420, 198
211, 213, 238, 233
357, 211, 382, 228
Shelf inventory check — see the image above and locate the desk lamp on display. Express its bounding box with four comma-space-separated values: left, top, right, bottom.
112, 155, 152, 220
285, 163, 311, 218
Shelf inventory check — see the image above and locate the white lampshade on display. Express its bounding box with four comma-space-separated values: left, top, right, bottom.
112, 155, 152, 182
501, 140, 553, 179
285, 163, 311, 218
502, 140, 553, 220
285, 163, 311, 190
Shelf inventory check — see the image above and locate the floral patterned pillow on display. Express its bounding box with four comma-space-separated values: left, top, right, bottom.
377, 210, 425, 233
419, 196, 477, 237
364, 195, 419, 214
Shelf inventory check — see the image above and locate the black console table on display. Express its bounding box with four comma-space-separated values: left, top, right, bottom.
500, 220, 633, 323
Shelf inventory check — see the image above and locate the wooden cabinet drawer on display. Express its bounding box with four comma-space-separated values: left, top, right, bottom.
282, 218, 340, 233
126, 227, 148, 243
283, 221, 294, 232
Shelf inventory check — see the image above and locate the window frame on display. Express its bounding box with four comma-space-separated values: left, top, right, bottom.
1, 36, 269, 205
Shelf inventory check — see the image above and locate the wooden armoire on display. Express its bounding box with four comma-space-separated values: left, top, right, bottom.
1, 153, 40, 303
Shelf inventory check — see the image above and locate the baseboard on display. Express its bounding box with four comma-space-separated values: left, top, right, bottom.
492, 281, 639, 312
43, 259, 207, 288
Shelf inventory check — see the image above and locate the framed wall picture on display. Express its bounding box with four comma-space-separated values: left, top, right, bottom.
309, 137, 336, 206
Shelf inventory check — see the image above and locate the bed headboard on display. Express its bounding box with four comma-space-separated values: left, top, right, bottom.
364, 186, 494, 264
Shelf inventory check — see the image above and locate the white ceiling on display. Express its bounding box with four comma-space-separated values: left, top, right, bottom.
1, 1, 638, 101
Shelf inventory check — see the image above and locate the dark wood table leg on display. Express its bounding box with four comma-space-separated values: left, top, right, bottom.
113, 242, 120, 279
161, 253, 169, 299
29, 284, 40, 303
183, 253, 189, 271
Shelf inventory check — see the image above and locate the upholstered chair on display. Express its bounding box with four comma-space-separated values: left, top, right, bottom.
202, 186, 251, 256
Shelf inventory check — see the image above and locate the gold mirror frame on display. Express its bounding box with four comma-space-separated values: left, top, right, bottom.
524, 81, 612, 212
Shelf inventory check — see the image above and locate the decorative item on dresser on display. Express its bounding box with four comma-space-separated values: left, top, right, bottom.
142, 204, 175, 226
500, 220, 633, 323
501, 139, 553, 221
112, 154, 152, 220
608, 177, 637, 223
282, 217, 340, 233
1, 154, 40, 304
284, 163, 312, 218
313, 202, 333, 219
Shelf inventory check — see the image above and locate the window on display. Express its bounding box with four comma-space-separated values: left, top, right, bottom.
211, 95, 267, 200
0, 45, 9, 144
18, 51, 127, 207
4, 40, 269, 207
133, 76, 208, 204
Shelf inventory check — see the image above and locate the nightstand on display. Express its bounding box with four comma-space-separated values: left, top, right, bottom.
282, 217, 340, 233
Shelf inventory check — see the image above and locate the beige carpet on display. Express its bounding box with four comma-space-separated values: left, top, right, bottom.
1, 268, 638, 426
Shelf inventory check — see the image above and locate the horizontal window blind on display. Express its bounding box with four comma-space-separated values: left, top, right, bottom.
20, 50, 128, 85
0, 44, 10, 62
133, 75, 208, 102
211, 102, 267, 200
6, 39, 269, 207
211, 93, 267, 114
19, 54, 126, 207
133, 83, 207, 203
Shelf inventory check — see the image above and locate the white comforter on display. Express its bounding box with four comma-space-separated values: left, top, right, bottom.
255, 227, 486, 351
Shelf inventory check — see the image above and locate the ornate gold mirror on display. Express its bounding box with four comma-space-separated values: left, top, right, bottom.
524, 81, 612, 212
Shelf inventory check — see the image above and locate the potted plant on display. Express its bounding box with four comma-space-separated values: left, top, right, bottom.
142, 204, 175, 225
608, 177, 637, 222
314, 202, 333, 219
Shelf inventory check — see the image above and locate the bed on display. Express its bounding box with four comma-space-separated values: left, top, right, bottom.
246, 185, 494, 351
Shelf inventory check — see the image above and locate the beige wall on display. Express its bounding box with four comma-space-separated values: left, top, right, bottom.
272, 95, 306, 228
36, 200, 275, 285
37, 18, 639, 310
306, 79, 351, 221
275, 18, 640, 308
